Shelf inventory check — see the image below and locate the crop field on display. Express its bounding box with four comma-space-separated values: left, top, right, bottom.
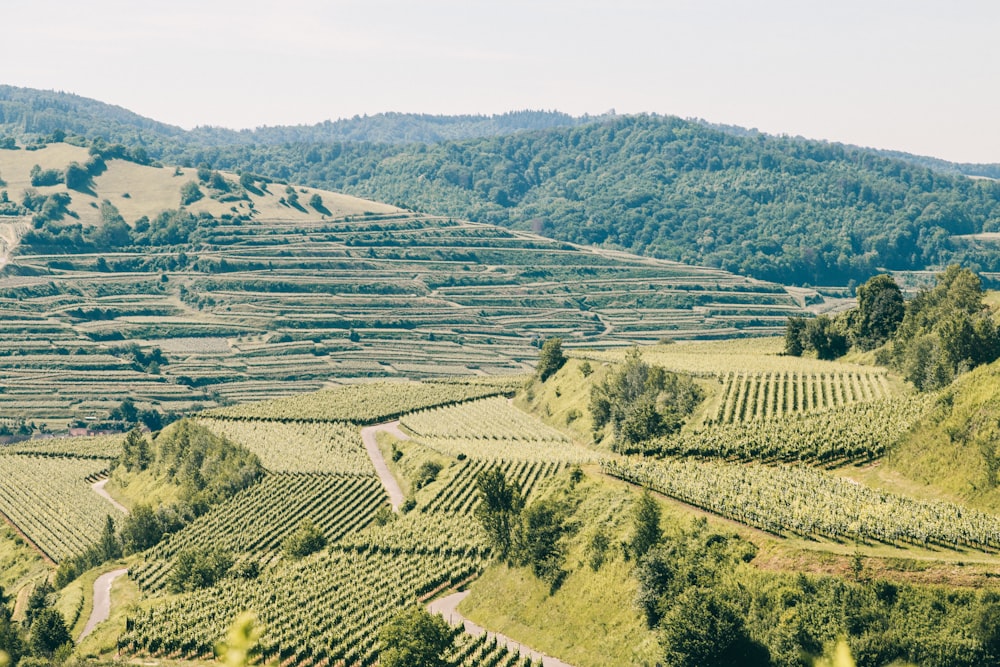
130, 473, 387, 593
196, 419, 374, 474
0, 153, 809, 425
603, 457, 1000, 550
0, 454, 116, 562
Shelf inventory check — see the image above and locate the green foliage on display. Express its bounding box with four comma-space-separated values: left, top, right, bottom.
659, 587, 768, 667
803, 315, 849, 361
784, 317, 806, 356
853, 274, 904, 350
282, 518, 327, 558
168, 547, 233, 592
215, 612, 261, 667
27, 609, 71, 658
151, 420, 263, 513
119, 504, 163, 554
590, 348, 703, 449
378, 607, 453, 667
63, 161, 91, 191
180, 180, 203, 205
630, 491, 661, 560
119, 428, 151, 472
890, 266, 1000, 390
474, 467, 524, 562
413, 460, 443, 490
535, 337, 566, 381
28, 164, 61, 187
516, 498, 568, 592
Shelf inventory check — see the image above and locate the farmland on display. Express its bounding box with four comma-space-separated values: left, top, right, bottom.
0, 145, 811, 428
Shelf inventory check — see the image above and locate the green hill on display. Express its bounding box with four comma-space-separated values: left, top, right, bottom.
5, 88, 1000, 286
0, 144, 805, 428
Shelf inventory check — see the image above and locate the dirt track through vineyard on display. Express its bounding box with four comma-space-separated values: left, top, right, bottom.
360, 421, 408, 511
79, 568, 128, 641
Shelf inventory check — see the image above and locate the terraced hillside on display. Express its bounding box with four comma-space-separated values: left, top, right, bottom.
0, 145, 807, 426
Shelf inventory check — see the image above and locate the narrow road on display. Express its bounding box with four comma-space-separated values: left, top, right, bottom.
79, 568, 128, 641
360, 421, 408, 512
92, 479, 129, 514
429, 591, 576, 667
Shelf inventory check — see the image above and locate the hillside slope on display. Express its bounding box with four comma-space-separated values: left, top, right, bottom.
0, 145, 806, 427
5, 88, 1000, 286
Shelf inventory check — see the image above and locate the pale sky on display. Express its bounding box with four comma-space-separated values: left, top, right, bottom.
3, 0, 998, 163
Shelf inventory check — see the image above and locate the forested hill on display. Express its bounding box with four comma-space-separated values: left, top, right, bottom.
5, 86, 1000, 285
174, 116, 1000, 286
0, 85, 597, 146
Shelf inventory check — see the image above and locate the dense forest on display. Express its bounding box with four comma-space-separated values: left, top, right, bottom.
5, 86, 1000, 285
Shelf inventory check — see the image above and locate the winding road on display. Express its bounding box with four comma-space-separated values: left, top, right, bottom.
360, 421, 409, 512
92, 479, 129, 514
79, 568, 128, 641
429, 591, 576, 667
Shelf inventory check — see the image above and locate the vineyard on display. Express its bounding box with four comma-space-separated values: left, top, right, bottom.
401, 396, 568, 441
603, 458, 1000, 550
122, 548, 485, 666
196, 419, 374, 474
708, 369, 891, 424
641, 396, 935, 463
0, 454, 117, 562
421, 459, 566, 515
130, 473, 387, 593
203, 381, 514, 424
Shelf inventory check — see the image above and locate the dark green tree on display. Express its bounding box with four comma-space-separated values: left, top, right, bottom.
631, 491, 662, 560
378, 607, 453, 667
27, 609, 71, 658
784, 317, 806, 356
282, 519, 327, 558
517, 498, 567, 591
854, 274, 904, 349
120, 504, 163, 554
474, 467, 524, 562
535, 337, 566, 381
804, 315, 848, 360
659, 588, 768, 667
98, 515, 122, 561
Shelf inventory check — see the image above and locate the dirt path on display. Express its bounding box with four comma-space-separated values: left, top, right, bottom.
429, 591, 576, 667
360, 421, 408, 512
79, 568, 128, 641
92, 479, 129, 515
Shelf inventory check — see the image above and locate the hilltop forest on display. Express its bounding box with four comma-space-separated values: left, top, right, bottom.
4, 87, 1000, 286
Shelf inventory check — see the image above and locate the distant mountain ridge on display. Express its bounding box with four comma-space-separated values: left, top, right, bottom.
0, 85, 602, 146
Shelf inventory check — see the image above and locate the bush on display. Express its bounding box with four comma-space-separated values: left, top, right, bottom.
282, 519, 327, 558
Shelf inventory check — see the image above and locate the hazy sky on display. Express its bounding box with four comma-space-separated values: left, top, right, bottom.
4, 0, 998, 162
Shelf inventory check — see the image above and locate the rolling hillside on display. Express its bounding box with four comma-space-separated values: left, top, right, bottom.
5, 87, 1000, 286
0, 143, 806, 427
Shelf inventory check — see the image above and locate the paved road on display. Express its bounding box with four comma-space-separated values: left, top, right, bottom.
359, 421, 408, 512
429, 591, 576, 667
92, 479, 129, 514
79, 568, 128, 641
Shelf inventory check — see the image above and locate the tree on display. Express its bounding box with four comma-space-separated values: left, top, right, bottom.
308, 193, 324, 211
378, 607, 453, 667
27, 609, 71, 658
589, 348, 703, 448
631, 491, 662, 560
121, 428, 151, 471
660, 588, 768, 667
804, 316, 848, 360
535, 337, 566, 381
517, 498, 567, 591
168, 548, 233, 592
120, 504, 163, 554
282, 519, 327, 558
64, 162, 91, 191
180, 181, 203, 206
474, 468, 524, 562
784, 317, 806, 356
98, 515, 122, 561
854, 274, 903, 349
